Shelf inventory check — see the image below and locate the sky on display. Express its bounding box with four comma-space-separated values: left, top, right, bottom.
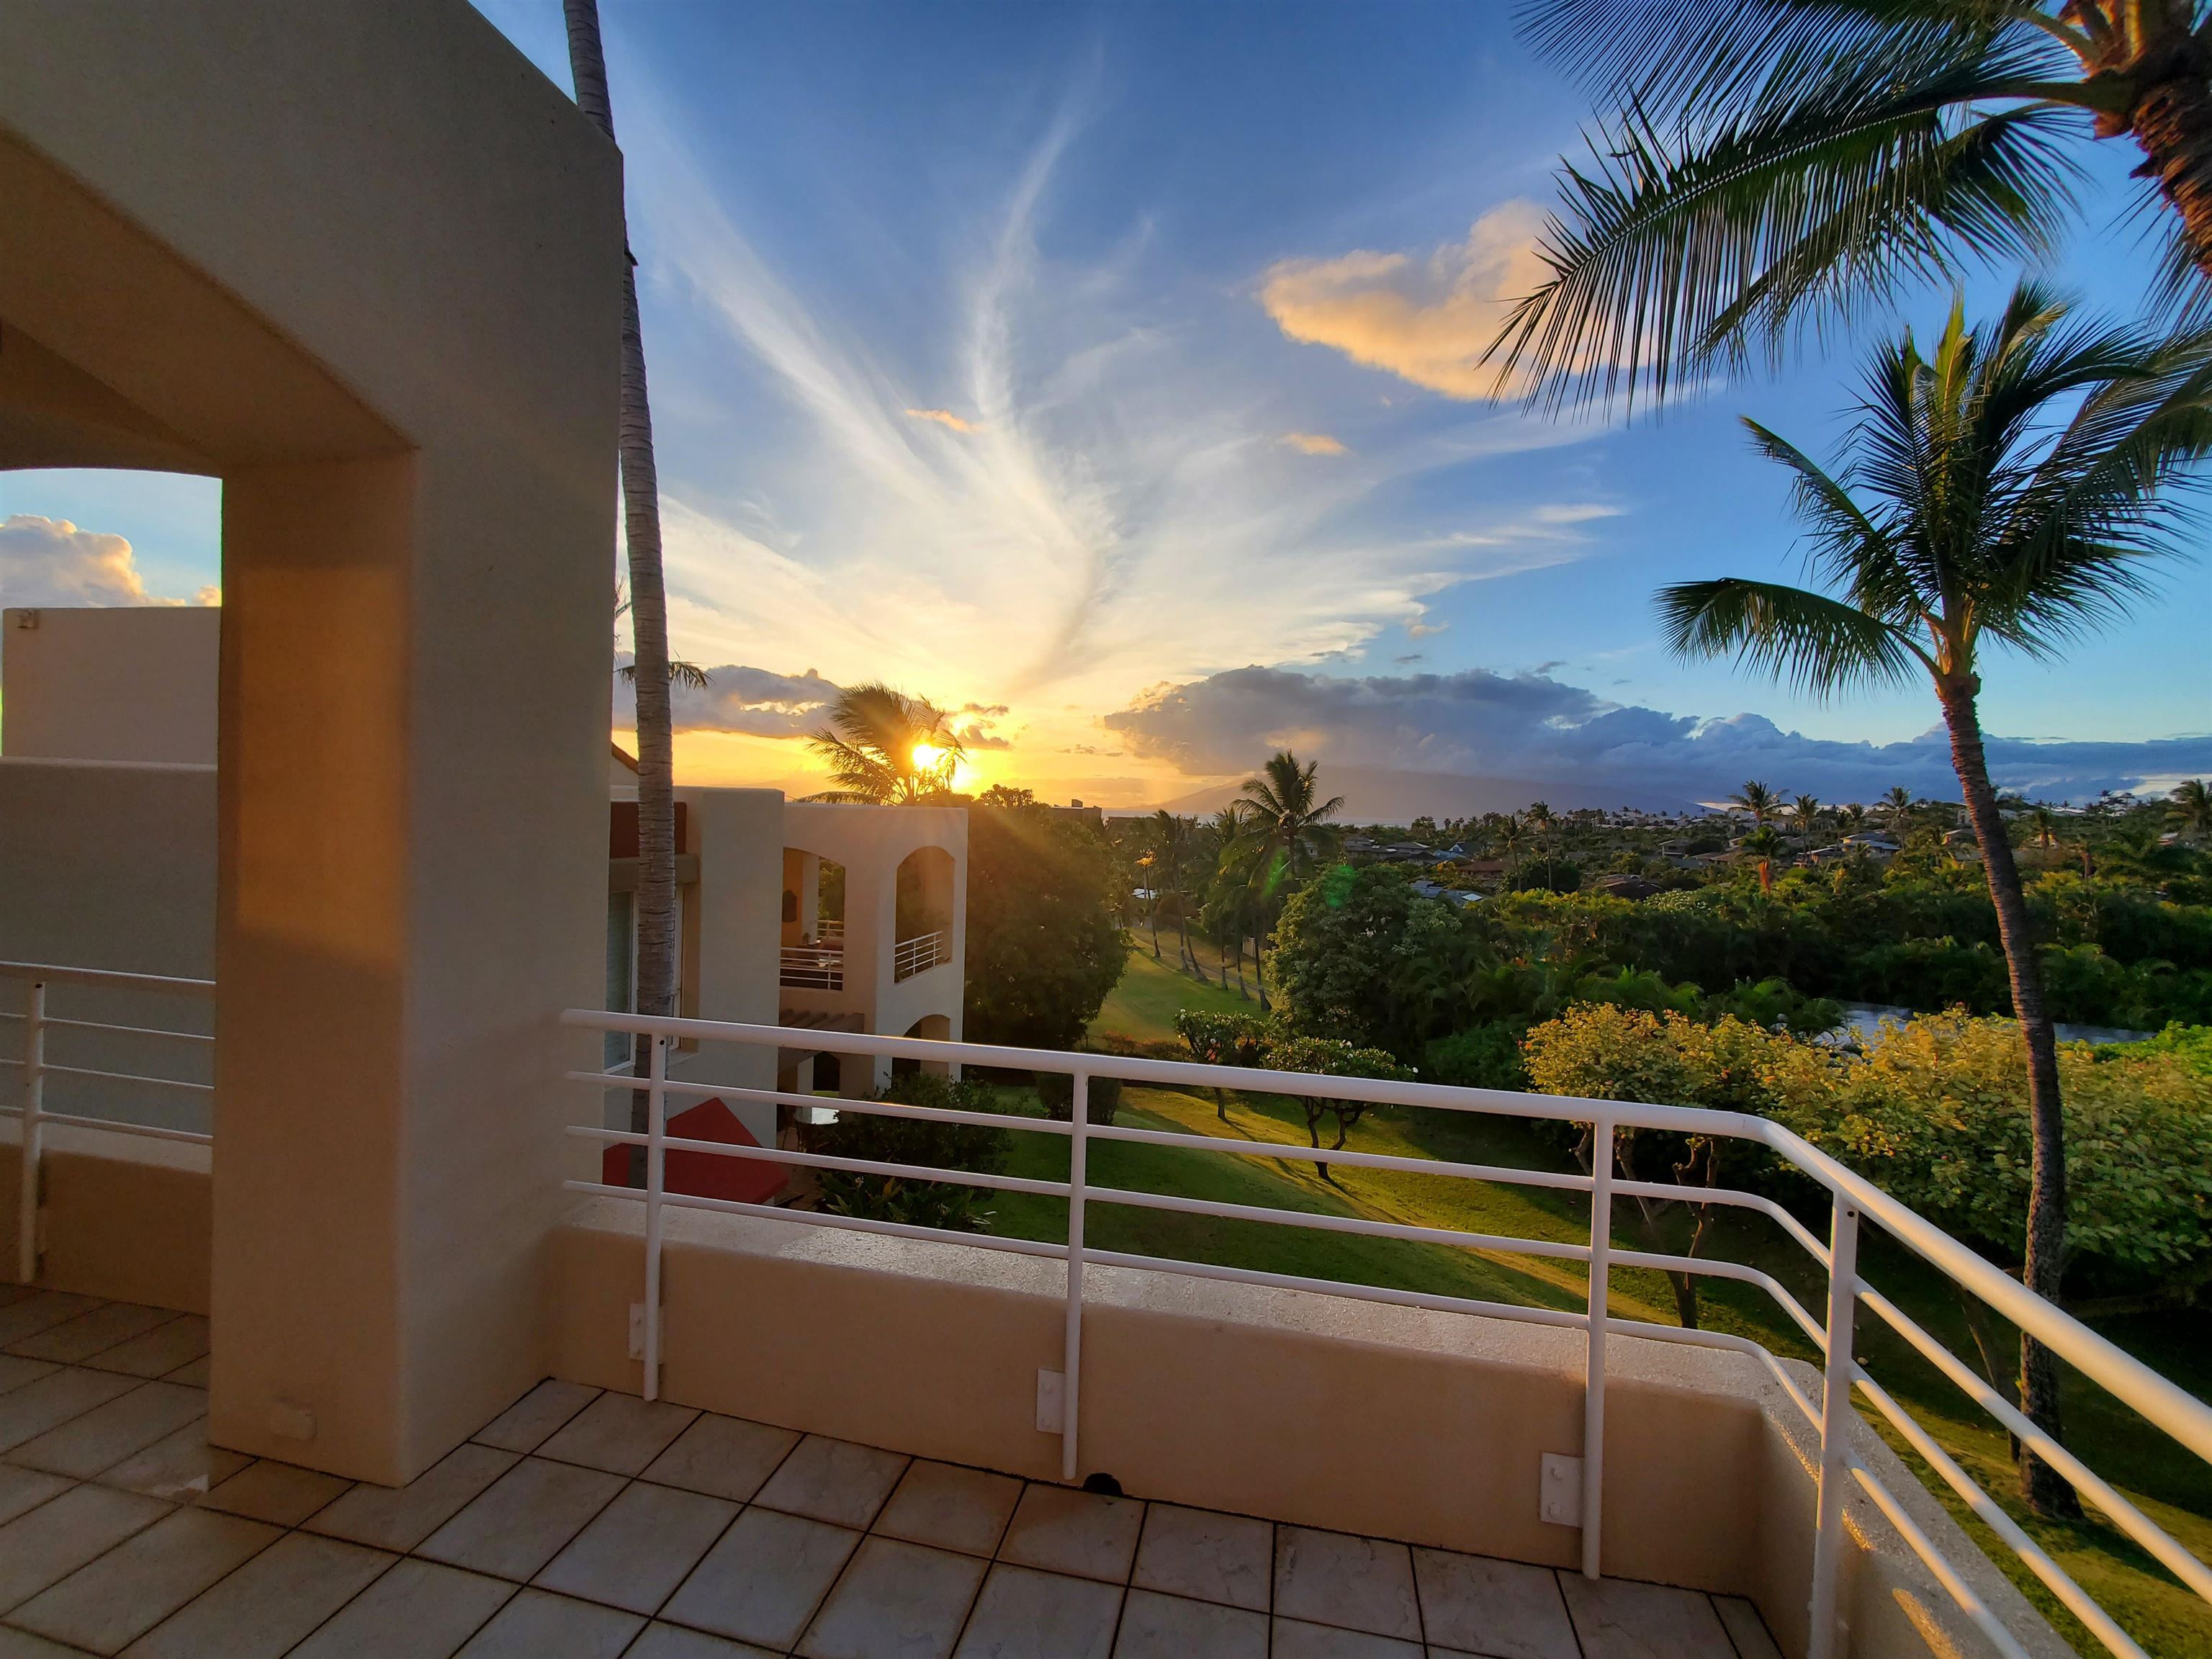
4, 2, 2209, 813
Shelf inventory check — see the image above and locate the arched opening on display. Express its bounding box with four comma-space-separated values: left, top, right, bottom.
780, 849, 845, 990
893, 845, 954, 981
893, 1012, 953, 1079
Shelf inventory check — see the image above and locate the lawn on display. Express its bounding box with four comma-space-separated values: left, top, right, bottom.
1030, 946, 2212, 1655
1092, 943, 1257, 1046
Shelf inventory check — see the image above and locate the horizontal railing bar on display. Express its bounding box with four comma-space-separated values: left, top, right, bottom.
1853, 1369, 2149, 1659
1087, 1184, 1592, 1262
0, 1105, 211, 1146
41, 1017, 212, 1043
565, 1006, 2212, 1471
1608, 1249, 1827, 1351
565, 1125, 1071, 1199
1609, 1179, 1833, 1266
561, 1071, 1076, 1137
1087, 1123, 1595, 1191
1858, 1285, 2212, 1604
563, 1179, 1072, 1262
1849, 1460, 2034, 1659
1079, 1245, 1593, 1332
0, 961, 215, 994
4, 1061, 212, 1093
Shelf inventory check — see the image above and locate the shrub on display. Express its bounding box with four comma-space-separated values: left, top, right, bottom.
1172, 1009, 1271, 1067
1420, 1022, 1528, 1091
965, 804, 1127, 1049
804, 1073, 1013, 1233
1034, 1069, 1123, 1125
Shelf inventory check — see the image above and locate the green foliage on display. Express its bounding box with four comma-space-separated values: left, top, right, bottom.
1172, 1009, 1270, 1068
1523, 1005, 2212, 1287
1034, 1069, 1123, 1125
966, 802, 1128, 1049
1270, 866, 1476, 1056
804, 1073, 1012, 1233
1420, 1022, 1528, 1091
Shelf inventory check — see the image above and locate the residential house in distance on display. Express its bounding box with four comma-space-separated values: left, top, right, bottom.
0, 10, 2192, 1659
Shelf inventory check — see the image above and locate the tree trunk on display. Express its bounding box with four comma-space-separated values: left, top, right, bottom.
566, 0, 676, 1184
1254, 936, 1270, 1013
1939, 676, 2079, 1519
2101, 28, 2212, 278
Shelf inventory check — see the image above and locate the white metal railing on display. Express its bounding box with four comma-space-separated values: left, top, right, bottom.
778, 939, 845, 991
1, 961, 215, 1285
892, 928, 949, 982
560, 1010, 2212, 1659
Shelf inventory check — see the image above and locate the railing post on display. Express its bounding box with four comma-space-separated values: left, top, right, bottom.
643, 1033, 667, 1403
1808, 1190, 1861, 1659
1582, 1115, 1612, 1579
16, 980, 45, 1286
1061, 1068, 1087, 1483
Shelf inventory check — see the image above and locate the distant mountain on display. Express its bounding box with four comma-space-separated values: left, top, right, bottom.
1148, 765, 1698, 822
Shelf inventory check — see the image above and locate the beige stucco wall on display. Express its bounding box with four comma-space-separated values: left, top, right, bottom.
548, 1200, 2064, 1659
0, 1123, 212, 1315
667, 787, 786, 1145
1, 606, 219, 765
0, 0, 621, 1480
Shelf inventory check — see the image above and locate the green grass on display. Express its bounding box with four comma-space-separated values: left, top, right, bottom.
1015, 948, 2212, 1654
1092, 943, 1258, 1046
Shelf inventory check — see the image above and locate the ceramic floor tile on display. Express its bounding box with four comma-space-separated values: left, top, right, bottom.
0, 1365, 140, 1453
81, 1318, 209, 1381
1412, 1551, 1577, 1659
0, 1627, 89, 1658
1269, 1618, 1423, 1659
873, 1461, 1022, 1558
453, 1587, 644, 1658
7, 1382, 206, 1480
287, 1557, 516, 1659
158, 1357, 210, 1390
1112, 1588, 1267, 1659
120, 1531, 394, 1659
470, 1380, 600, 1455
305, 1442, 519, 1552
94, 1421, 251, 1503
0, 1462, 71, 1527
0, 1481, 170, 1612
0, 1293, 103, 1349
1130, 1505, 1271, 1611
534, 1391, 697, 1476
950, 1563, 1122, 1659
5, 1305, 176, 1365
200, 1458, 354, 1526
533, 1478, 737, 1615
7, 1505, 279, 1654
661, 1505, 862, 1650
642, 1414, 799, 1505
0, 1356, 60, 1398
752, 1433, 908, 1529
797, 1535, 986, 1659
416, 1457, 626, 1582
997, 1485, 1144, 1585
1273, 1527, 1421, 1642
625, 1624, 780, 1659
1560, 1577, 1735, 1659
1713, 1597, 1782, 1659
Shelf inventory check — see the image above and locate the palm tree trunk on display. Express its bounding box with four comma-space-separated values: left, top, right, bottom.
2103, 31, 2212, 278
1939, 678, 2080, 1520
1254, 930, 1270, 1013
566, 0, 676, 1181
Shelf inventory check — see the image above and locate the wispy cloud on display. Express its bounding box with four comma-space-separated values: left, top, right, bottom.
1280, 431, 1349, 456
905, 408, 977, 433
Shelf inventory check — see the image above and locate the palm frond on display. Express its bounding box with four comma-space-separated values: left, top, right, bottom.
1657, 577, 1926, 692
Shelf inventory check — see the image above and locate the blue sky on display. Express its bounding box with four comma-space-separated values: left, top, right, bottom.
4, 2, 2207, 809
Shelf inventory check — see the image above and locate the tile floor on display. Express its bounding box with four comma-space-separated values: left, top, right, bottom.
0, 1290, 1783, 1659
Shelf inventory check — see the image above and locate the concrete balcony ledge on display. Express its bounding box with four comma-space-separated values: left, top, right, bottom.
549, 1197, 2064, 1659
2, 1115, 210, 1315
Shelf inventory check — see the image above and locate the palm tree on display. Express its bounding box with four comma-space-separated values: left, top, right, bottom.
565, 0, 677, 1175
806, 684, 965, 804
1235, 752, 1346, 1009
1789, 792, 1822, 843
2172, 778, 2212, 840
1658, 283, 2212, 1515
2023, 804, 2064, 864
1148, 811, 1200, 973
1728, 781, 1780, 827
1496, 814, 1529, 881
1836, 802, 1868, 837
1501, 0, 2212, 411
1740, 822, 1787, 894
614, 585, 709, 691
1879, 786, 1919, 840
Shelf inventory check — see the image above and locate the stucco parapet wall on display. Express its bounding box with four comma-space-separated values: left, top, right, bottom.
1, 1118, 211, 1315
549, 1197, 2062, 1659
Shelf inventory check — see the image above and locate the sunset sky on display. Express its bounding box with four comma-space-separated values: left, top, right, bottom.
4, 2, 2209, 811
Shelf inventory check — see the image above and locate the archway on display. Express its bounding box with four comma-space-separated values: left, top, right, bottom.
893, 845, 955, 981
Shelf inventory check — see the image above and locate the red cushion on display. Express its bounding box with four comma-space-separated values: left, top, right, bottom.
599, 1096, 785, 1205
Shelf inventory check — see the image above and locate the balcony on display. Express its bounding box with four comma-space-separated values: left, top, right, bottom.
892, 928, 950, 984
781, 922, 848, 992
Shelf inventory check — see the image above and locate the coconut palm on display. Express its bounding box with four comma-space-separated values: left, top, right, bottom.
1501, 0, 2212, 412
1740, 822, 1787, 893
1234, 752, 1346, 1008
1728, 780, 1780, 825
1496, 814, 1530, 881
2023, 804, 2064, 863
1657, 282, 2212, 1514
1789, 792, 1822, 842
1836, 802, 1868, 837
2172, 777, 2212, 840
566, 0, 678, 1175
806, 684, 964, 804
1879, 785, 1919, 838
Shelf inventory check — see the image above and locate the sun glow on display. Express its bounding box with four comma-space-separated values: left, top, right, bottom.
912, 742, 946, 772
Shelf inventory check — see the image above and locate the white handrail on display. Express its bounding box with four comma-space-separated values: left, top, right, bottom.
562, 1007, 2211, 1659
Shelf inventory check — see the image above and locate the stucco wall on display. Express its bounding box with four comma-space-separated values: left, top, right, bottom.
1, 607, 219, 765
0, 1123, 212, 1314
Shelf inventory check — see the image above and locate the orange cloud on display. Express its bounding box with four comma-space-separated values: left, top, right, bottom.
1259, 200, 1550, 401
1279, 431, 1348, 456
904, 407, 976, 433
